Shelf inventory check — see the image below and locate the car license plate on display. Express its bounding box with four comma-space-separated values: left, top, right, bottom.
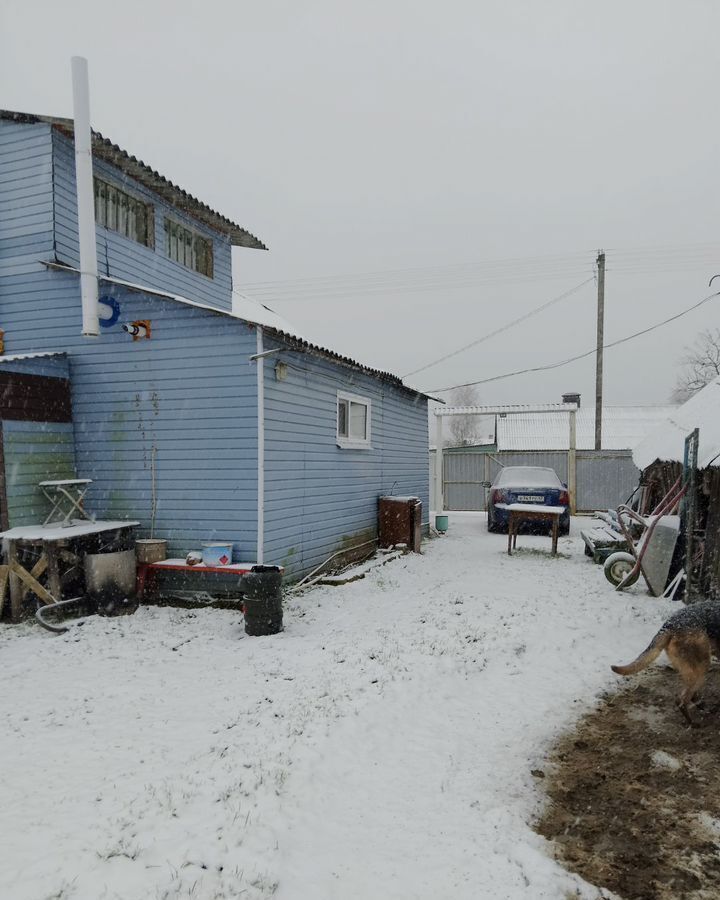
517, 495, 544, 502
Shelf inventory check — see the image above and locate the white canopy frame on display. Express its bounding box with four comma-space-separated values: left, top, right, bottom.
433, 403, 579, 516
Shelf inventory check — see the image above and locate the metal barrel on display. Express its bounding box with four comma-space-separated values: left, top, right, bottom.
239, 565, 283, 636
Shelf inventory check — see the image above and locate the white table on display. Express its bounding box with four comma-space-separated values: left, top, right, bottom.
39, 479, 93, 525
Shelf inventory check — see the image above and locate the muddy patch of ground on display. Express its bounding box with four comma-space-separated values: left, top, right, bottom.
536, 667, 720, 900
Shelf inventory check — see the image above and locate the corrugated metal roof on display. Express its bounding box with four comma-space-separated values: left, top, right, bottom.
633, 378, 720, 469
496, 406, 677, 451
0, 109, 266, 250
43, 264, 430, 400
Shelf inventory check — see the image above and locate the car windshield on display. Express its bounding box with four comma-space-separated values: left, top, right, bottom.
495, 467, 562, 488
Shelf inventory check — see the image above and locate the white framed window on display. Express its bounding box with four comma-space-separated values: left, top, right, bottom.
164, 218, 214, 278
94, 178, 154, 247
337, 391, 371, 448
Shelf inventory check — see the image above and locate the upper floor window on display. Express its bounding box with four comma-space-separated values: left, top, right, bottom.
337, 391, 372, 449
164, 218, 214, 278
94, 178, 154, 247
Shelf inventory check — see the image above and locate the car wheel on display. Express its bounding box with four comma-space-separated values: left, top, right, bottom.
604, 552, 640, 588
559, 520, 570, 536
487, 509, 499, 532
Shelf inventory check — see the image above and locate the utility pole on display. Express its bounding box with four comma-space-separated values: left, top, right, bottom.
595, 250, 605, 451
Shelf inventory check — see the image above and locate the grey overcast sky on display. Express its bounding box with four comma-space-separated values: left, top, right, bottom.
2, 0, 719, 405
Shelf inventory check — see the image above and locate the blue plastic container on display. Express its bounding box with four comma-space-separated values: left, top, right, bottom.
202, 542, 234, 566
435, 515, 449, 533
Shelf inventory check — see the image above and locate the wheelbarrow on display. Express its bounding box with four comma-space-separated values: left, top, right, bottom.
603, 476, 685, 596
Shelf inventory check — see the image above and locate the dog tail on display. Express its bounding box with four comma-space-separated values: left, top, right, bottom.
611, 631, 671, 676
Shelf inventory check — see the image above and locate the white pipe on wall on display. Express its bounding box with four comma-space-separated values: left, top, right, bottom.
256, 327, 265, 564
434, 413, 444, 515
71, 56, 99, 337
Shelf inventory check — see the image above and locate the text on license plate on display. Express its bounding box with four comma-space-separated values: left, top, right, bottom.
517, 495, 544, 502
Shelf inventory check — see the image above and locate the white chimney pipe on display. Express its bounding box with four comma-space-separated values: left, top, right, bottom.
71, 56, 99, 337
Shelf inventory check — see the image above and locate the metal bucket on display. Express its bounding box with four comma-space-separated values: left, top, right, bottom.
135, 539, 167, 564
85, 549, 137, 599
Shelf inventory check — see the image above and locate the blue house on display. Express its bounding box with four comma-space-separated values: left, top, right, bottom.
0, 109, 429, 581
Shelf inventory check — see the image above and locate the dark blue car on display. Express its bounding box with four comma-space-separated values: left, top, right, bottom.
486, 465, 570, 535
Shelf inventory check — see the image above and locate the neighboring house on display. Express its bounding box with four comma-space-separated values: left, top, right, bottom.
0, 109, 430, 580
633, 377, 720, 600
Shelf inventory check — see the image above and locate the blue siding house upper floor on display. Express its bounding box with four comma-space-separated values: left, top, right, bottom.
0, 110, 266, 312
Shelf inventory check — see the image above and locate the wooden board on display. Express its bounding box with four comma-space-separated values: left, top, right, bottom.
9, 560, 56, 606
0, 565, 9, 618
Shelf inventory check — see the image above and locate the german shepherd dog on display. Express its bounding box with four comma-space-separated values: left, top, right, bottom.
612, 601, 720, 725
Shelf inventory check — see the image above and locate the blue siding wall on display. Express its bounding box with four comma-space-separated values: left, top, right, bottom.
0, 266, 259, 559
0, 122, 54, 278
1, 119, 430, 580
262, 344, 429, 578
3, 420, 77, 527
51, 130, 234, 311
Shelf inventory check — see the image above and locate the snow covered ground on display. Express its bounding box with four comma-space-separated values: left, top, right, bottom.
0, 514, 677, 900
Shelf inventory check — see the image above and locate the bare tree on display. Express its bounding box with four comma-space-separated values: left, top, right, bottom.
673, 328, 720, 402
447, 385, 482, 446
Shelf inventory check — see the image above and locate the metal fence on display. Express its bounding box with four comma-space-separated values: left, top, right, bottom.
430, 449, 640, 513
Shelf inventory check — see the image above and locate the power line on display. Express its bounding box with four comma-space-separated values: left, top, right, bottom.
241, 264, 598, 300
426, 289, 720, 394
240, 242, 720, 298
402, 277, 596, 379
239, 255, 720, 305
238, 259, 720, 305
242, 251, 593, 291
237, 269, 599, 305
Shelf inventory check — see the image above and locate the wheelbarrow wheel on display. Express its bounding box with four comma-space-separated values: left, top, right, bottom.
603, 552, 640, 588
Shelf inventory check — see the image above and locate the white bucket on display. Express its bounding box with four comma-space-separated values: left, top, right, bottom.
202, 542, 234, 566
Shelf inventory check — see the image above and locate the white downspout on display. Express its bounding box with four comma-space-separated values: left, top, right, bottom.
256, 327, 265, 564
434, 412, 444, 516
71, 56, 99, 336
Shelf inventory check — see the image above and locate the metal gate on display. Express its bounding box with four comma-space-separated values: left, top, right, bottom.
575, 451, 640, 511
431, 449, 640, 512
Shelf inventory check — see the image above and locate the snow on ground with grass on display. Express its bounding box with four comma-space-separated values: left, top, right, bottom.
0, 514, 676, 900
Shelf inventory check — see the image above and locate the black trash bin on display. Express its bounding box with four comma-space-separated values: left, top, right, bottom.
240, 565, 283, 636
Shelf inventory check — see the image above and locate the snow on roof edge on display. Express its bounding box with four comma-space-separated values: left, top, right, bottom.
632, 379, 720, 470
0, 351, 67, 362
